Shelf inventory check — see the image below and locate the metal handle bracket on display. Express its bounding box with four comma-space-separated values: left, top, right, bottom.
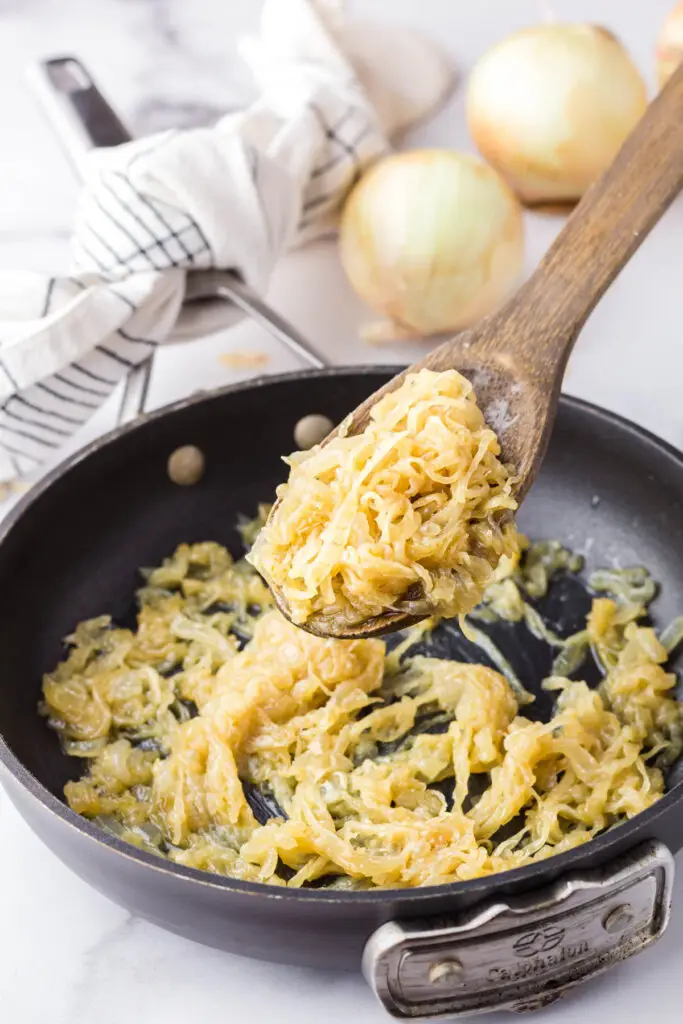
363, 841, 674, 1019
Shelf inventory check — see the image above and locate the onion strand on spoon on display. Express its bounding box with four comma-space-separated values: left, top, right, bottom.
248, 368, 519, 635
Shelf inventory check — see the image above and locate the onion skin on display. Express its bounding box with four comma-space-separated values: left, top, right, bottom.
657, 2, 683, 88
467, 24, 647, 205
339, 150, 524, 338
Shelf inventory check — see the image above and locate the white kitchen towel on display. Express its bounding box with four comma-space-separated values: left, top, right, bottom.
0, 0, 452, 485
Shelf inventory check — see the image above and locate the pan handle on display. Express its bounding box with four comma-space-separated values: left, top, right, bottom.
180, 270, 328, 371
363, 841, 674, 1018
29, 57, 329, 431
28, 57, 154, 429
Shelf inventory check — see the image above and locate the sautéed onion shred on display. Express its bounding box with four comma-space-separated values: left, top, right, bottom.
40, 515, 683, 888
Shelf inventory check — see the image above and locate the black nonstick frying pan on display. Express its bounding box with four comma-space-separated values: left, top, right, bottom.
1, 370, 683, 1018
1, 61, 683, 1022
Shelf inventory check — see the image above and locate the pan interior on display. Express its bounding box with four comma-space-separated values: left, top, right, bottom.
1, 369, 683, 808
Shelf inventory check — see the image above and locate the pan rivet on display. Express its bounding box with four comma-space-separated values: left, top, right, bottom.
428, 959, 464, 985
602, 904, 634, 934
294, 414, 334, 450
168, 445, 205, 486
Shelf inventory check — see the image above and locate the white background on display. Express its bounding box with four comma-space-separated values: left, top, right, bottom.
1, 1, 682, 1021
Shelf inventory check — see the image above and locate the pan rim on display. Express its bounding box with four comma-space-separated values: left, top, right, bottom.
0, 365, 681, 906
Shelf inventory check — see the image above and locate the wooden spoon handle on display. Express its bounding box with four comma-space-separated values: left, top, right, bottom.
486, 61, 683, 385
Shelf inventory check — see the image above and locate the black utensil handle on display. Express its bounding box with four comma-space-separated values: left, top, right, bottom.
28, 57, 152, 425
28, 57, 132, 166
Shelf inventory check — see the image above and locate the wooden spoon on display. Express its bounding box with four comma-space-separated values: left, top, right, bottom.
271, 62, 683, 640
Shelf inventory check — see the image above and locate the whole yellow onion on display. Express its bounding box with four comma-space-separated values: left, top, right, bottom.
657, 2, 683, 87
467, 24, 647, 205
338, 150, 524, 341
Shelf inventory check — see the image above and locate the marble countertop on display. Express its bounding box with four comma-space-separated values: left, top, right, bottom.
2, 1, 683, 1021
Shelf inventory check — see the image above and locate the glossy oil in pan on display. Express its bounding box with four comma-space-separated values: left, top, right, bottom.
1, 367, 683, 976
